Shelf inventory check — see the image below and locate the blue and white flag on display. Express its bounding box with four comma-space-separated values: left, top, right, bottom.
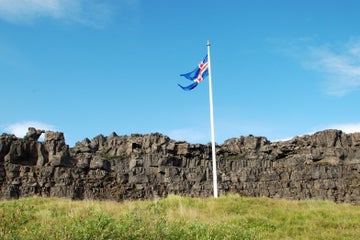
178, 55, 209, 91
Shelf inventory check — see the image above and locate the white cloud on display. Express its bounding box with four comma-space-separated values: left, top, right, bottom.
307, 39, 360, 96
4, 121, 57, 140
272, 37, 360, 96
167, 128, 208, 143
272, 123, 360, 143
327, 123, 360, 134
0, 0, 115, 26
0, 0, 69, 21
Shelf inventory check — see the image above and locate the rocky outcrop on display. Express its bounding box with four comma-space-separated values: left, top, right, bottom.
219, 132, 360, 203
0, 128, 359, 203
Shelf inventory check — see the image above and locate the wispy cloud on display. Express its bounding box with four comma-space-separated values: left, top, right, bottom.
303, 123, 360, 138
0, 0, 119, 26
4, 121, 57, 140
308, 40, 360, 96
272, 37, 360, 96
167, 128, 208, 143
327, 123, 360, 134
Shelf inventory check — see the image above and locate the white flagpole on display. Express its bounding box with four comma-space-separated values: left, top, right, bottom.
207, 40, 218, 198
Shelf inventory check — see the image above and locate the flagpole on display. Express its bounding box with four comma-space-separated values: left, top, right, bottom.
207, 40, 218, 198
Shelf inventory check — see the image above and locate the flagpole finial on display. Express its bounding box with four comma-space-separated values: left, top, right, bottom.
207, 40, 210, 46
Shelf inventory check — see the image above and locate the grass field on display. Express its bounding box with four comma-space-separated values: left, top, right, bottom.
1, 194, 359, 239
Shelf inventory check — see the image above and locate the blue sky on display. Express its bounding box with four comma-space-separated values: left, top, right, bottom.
1, 0, 360, 146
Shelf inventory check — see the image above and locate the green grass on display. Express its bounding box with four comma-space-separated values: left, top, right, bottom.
1, 194, 359, 239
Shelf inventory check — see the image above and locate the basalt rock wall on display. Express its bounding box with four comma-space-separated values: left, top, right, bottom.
1, 128, 359, 203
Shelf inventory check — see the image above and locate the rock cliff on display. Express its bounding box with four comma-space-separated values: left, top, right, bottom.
1, 128, 359, 203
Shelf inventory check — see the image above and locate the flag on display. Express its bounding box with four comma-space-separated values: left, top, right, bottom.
178, 55, 209, 91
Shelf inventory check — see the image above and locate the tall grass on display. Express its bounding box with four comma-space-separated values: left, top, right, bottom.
1, 194, 359, 239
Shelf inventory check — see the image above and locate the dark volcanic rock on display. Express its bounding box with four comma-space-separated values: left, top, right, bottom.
0, 129, 359, 203
24, 127, 45, 141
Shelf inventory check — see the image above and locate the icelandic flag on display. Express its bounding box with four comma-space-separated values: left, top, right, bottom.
178, 55, 209, 91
